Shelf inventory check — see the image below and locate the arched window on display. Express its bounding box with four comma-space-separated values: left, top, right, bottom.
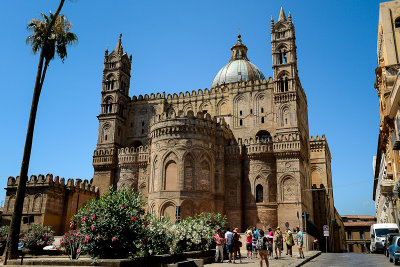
165, 161, 178, 190
240, 119, 243, 126
261, 117, 265, 124
256, 130, 270, 140
256, 184, 263, 203
396, 17, 400, 28
279, 49, 287, 64
104, 97, 112, 114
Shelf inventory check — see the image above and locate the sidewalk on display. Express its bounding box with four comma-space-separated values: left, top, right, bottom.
205, 250, 321, 267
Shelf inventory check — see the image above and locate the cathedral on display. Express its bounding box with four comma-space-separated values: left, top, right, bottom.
91, 7, 335, 232
4, 9, 344, 249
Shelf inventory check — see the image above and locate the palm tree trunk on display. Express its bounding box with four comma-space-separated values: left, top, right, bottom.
3, 0, 65, 262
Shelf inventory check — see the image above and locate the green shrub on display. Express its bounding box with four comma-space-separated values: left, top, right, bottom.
22, 225, 54, 254
60, 230, 83, 259
73, 187, 146, 258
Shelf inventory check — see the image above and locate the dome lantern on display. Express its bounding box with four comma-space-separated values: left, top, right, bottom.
211, 35, 265, 88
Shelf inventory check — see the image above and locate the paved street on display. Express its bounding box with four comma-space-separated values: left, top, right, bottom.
205, 251, 320, 267
303, 253, 392, 267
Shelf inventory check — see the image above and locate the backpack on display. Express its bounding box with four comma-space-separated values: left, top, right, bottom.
256, 236, 267, 250
275, 232, 283, 245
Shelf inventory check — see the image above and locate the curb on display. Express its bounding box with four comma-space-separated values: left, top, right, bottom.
291, 251, 322, 267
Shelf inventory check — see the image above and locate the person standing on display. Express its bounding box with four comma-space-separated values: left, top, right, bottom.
252, 228, 259, 258
214, 228, 225, 263
245, 229, 253, 259
296, 227, 305, 259
233, 228, 242, 263
285, 230, 294, 257
274, 227, 283, 259
225, 228, 234, 263
256, 229, 269, 267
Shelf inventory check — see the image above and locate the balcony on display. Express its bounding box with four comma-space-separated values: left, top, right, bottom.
380, 176, 395, 194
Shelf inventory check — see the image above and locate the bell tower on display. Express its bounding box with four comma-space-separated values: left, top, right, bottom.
93, 34, 132, 195
271, 8, 313, 230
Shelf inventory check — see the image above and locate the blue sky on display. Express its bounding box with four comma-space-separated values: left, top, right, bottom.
0, 0, 383, 215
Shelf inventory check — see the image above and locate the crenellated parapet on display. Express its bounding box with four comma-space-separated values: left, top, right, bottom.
117, 145, 149, 167
130, 77, 271, 104
149, 110, 233, 141
225, 132, 301, 159
7, 174, 99, 195
310, 134, 331, 159
93, 147, 117, 170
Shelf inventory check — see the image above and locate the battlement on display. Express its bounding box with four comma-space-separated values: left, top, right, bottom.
130, 77, 271, 103
225, 134, 301, 156
149, 110, 232, 140
93, 148, 117, 168
310, 134, 327, 151
118, 145, 149, 166
7, 174, 99, 194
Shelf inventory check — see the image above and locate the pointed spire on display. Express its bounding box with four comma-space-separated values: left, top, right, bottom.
278, 7, 287, 22
288, 11, 292, 21
116, 33, 123, 55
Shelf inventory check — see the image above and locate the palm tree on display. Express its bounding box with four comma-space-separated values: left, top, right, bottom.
4, 0, 77, 261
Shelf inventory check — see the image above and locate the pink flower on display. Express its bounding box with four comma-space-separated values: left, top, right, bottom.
142, 236, 149, 243
84, 235, 90, 243
112, 237, 117, 242
97, 234, 102, 239
70, 221, 75, 228
99, 217, 102, 221
120, 204, 126, 209
76, 249, 80, 254
91, 215, 96, 221
145, 222, 149, 227
131, 216, 136, 222
91, 225, 95, 231
46, 242, 49, 246
81, 216, 88, 222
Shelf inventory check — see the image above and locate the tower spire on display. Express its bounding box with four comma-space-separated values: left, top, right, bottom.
116, 33, 123, 55
278, 7, 287, 22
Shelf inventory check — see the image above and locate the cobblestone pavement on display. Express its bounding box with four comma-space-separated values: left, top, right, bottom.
205, 250, 321, 267
302, 252, 394, 267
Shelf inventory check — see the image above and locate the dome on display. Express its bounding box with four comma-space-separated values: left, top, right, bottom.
211, 35, 265, 88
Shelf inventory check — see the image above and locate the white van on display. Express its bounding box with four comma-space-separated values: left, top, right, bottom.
370, 223, 399, 253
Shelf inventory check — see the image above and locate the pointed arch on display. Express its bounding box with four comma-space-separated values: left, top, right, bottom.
281, 176, 297, 202
183, 153, 195, 190
163, 151, 179, 191
181, 199, 195, 219
160, 201, 176, 223
33, 194, 42, 212
197, 153, 211, 191
217, 99, 230, 116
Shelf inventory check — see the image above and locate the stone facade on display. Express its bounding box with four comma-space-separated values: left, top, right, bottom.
2, 174, 98, 235
91, 7, 341, 240
373, 0, 400, 225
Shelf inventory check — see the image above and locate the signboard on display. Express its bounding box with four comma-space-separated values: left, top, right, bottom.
323, 225, 329, 231
285, 222, 290, 228
324, 230, 329, 237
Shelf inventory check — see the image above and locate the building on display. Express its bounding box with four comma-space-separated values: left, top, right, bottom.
373, 0, 400, 225
2, 174, 98, 235
3, 8, 344, 250
342, 215, 376, 253
92, 7, 343, 242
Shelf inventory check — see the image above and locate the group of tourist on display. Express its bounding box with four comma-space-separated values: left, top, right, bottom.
214, 226, 305, 266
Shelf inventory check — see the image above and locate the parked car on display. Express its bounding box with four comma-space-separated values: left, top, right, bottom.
388, 236, 400, 265
370, 223, 399, 253
385, 233, 400, 257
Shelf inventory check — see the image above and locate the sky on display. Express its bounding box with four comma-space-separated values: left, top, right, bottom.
0, 0, 385, 215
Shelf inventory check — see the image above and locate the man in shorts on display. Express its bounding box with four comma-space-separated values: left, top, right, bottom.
296, 227, 305, 259
225, 228, 234, 263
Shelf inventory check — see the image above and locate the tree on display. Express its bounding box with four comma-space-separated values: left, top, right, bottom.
4, 0, 77, 261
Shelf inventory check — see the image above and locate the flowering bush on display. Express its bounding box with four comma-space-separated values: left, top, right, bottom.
0, 226, 9, 254
195, 212, 227, 231
22, 225, 54, 254
73, 187, 146, 258
60, 230, 83, 259
138, 214, 173, 256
